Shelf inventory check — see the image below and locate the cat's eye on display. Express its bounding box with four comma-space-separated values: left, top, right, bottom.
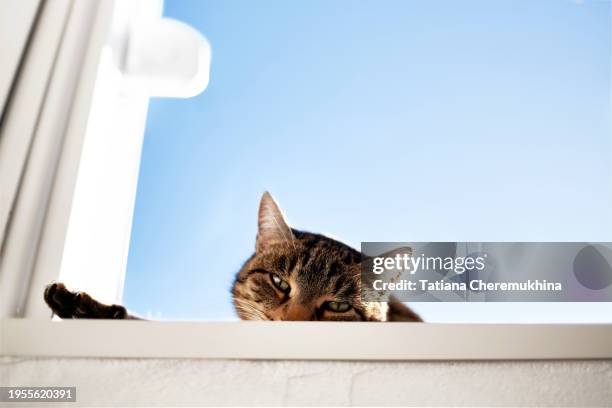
325, 301, 352, 313
270, 273, 290, 293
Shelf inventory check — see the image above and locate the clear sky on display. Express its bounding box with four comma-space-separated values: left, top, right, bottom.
123, 0, 612, 321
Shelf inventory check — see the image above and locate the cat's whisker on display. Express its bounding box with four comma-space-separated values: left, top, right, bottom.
234, 298, 268, 320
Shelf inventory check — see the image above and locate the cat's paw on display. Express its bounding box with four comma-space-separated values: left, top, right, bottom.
44, 282, 79, 318
44, 282, 127, 319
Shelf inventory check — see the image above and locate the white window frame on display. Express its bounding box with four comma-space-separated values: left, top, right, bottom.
0, 0, 210, 318
0, 0, 111, 318
0, 0, 610, 362
1, 319, 611, 360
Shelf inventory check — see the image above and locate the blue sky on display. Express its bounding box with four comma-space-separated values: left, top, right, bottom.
123, 0, 612, 321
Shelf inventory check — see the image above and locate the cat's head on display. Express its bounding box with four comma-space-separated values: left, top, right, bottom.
231, 192, 421, 322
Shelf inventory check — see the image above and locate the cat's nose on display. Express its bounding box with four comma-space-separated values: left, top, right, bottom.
282, 304, 313, 321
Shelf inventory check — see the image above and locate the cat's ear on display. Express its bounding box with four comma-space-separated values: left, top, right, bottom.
256, 192, 294, 251
363, 246, 413, 285
361, 246, 413, 304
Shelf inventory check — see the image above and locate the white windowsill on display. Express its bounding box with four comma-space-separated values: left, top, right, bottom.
2, 319, 611, 360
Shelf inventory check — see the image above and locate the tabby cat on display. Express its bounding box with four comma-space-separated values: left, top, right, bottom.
44, 192, 421, 322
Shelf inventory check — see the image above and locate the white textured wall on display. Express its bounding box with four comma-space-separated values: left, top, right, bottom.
2, 357, 611, 406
